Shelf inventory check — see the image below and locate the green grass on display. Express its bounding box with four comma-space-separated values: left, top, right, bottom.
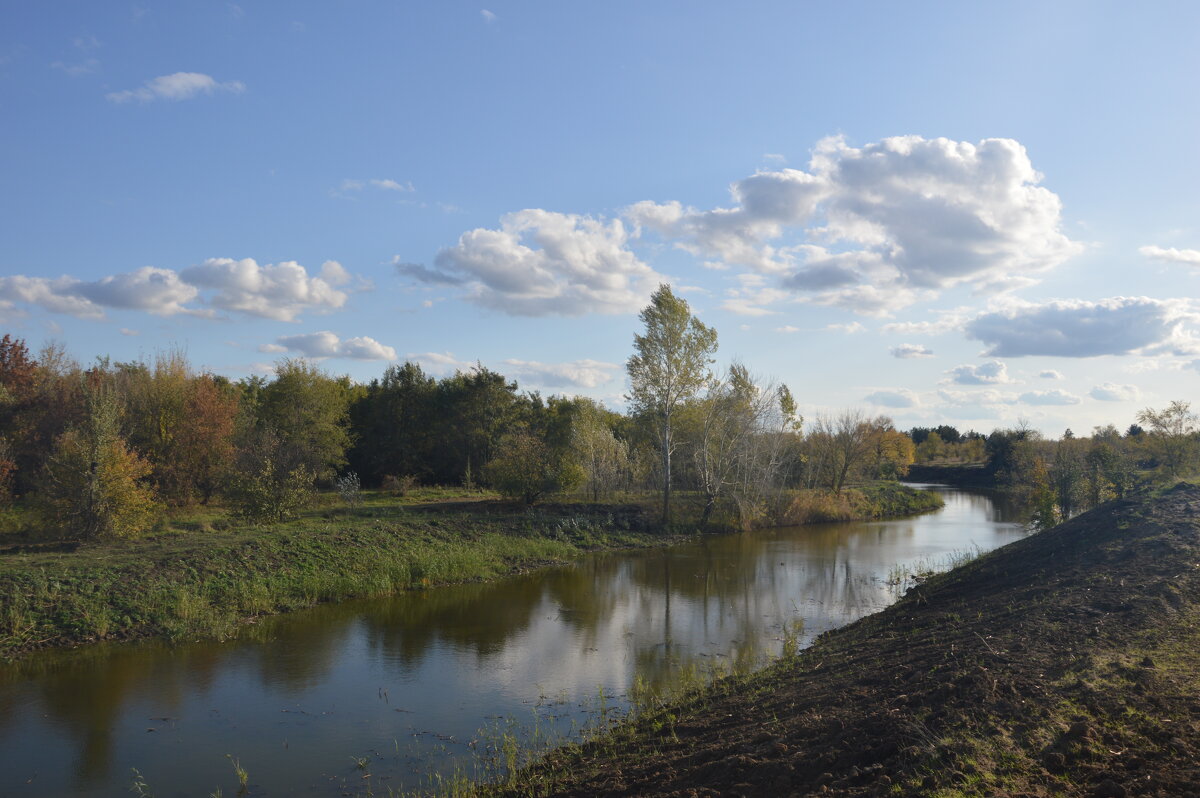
0, 483, 945, 660
0, 490, 673, 659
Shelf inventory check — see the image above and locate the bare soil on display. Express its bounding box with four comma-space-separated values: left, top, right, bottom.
497, 483, 1200, 797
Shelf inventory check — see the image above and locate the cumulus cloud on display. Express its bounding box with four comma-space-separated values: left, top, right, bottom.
946, 360, 1012, 385
891, 343, 934, 359
1019, 389, 1081, 406
180, 258, 351, 321
864, 388, 920, 408
418, 209, 663, 316
268, 331, 395, 361
965, 297, 1185, 357
881, 308, 971, 336
394, 260, 465, 285
624, 135, 1080, 314
827, 321, 866, 334
1038, 370, 1064, 380
0, 258, 362, 323
106, 71, 245, 103
503, 358, 619, 389
0, 267, 201, 319
626, 167, 825, 274
1140, 245, 1200, 266
1090, 382, 1141, 402
938, 388, 1019, 406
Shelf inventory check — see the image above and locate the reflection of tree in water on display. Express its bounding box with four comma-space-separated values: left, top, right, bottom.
539, 556, 624, 649
1, 642, 224, 788
359, 570, 551, 669
248, 605, 355, 691
614, 522, 904, 657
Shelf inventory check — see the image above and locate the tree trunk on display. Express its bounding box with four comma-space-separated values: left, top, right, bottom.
661, 415, 671, 525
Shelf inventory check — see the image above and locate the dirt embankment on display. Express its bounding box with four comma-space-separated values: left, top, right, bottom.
501, 483, 1200, 797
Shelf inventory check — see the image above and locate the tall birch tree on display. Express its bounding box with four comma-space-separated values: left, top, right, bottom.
627, 285, 717, 524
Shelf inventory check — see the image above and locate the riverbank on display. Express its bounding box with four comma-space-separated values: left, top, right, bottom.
0, 497, 674, 660
491, 483, 1200, 797
0, 482, 941, 661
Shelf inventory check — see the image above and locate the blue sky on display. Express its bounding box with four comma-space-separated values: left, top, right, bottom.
2, 1, 1199, 436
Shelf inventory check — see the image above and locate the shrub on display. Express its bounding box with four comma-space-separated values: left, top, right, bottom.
486, 431, 582, 505
381, 474, 417, 496
226, 426, 314, 523
40, 387, 159, 539
335, 471, 362, 508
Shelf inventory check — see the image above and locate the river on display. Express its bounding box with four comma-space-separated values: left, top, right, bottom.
0, 486, 1024, 797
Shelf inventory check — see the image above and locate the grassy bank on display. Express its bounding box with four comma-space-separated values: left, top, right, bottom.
485, 483, 1200, 797
0, 492, 677, 660
0, 482, 944, 661
774, 480, 944, 525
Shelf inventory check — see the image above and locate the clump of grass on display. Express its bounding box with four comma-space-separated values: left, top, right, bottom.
226, 755, 248, 793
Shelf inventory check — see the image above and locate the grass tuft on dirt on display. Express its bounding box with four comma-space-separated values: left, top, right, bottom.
486, 483, 1200, 797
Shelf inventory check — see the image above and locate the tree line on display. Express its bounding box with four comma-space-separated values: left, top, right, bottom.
2, 286, 1194, 539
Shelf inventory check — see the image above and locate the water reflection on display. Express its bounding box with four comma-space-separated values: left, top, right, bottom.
0, 487, 1025, 796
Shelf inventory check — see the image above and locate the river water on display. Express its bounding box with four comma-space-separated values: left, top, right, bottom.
0, 486, 1024, 797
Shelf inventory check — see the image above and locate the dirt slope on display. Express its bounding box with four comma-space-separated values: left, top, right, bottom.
498, 483, 1200, 797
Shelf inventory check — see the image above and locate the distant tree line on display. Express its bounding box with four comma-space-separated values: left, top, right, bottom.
4, 287, 1194, 540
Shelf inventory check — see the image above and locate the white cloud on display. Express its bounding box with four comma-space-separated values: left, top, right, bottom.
119, 327, 139, 336
881, 308, 970, 336
180, 257, 351, 321
1038, 369, 1064, 380
965, 297, 1185, 357
625, 135, 1079, 315
1089, 382, 1141, 402
938, 388, 1019, 406
864, 388, 920, 408
272, 331, 396, 361
0, 258, 355, 322
1018, 389, 1081, 406
946, 360, 1012, 385
0, 267, 200, 319
827, 321, 865, 334
338, 178, 415, 194
1140, 244, 1200, 266
722, 298, 778, 316
803, 283, 921, 317
891, 343, 934, 359
408, 351, 473, 375
774, 325, 800, 333
106, 72, 245, 103
481, 9, 497, 22
503, 358, 619, 389
421, 209, 663, 316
